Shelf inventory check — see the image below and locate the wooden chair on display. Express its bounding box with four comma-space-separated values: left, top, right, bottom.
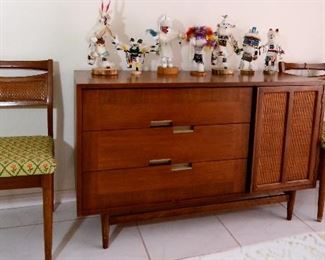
0, 60, 55, 260
279, 61, 325, 222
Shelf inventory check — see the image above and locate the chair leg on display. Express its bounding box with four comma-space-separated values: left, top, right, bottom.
318, 149, 325, 222
51, 174, 55, 212
101, 214, 110, 249
287, 191, 296, 220
42, 175, 53, 260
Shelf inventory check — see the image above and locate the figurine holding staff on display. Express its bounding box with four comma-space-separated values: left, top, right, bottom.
87, 0, 118, 76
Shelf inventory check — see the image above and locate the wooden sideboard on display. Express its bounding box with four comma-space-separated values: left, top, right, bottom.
75, 71, 324, 248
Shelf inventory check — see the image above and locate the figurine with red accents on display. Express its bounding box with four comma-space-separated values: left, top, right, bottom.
147, 15, 183, 75
87, 0, 117, 76
185, 26, 216, 76
262, 28, 285, 74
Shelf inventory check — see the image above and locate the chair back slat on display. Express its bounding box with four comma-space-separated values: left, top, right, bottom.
0, 74, 48, 106
0, 60, 53, 136
0, 60, 50, 71
279, 62, 325, 72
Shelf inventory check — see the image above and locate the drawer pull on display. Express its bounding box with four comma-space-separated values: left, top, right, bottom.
171, 163, 193, 172
173, 126, 194, 134
149, 158, 172, 166
150, 120, 173, 128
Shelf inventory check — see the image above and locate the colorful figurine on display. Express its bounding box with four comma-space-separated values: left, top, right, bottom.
113, 37, 150, 75
262, 28, 284, 74
147, 15, 183, 75
87, 0, 117, 76
185, 26, 215, 76
239, 27, 261, 75
211, 15, 241, 75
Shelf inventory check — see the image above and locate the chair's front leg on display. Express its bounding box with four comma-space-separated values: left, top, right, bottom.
42, 174, 53, 260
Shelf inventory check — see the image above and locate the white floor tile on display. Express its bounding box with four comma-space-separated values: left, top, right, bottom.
57, 217, 148, 260
139, 215, 238, 260
218, 204, 313, 246
285, 188, 325, 232
0, 207, 24, 228
11, 201, 78, 227
1, 188, 325, 260
0, 225, 35, 260
7, 217, 148, 260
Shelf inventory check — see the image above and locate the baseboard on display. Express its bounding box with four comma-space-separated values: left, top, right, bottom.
0, 189, 76, 210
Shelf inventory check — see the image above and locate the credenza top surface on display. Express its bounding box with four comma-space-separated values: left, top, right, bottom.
75, 70, 324, 89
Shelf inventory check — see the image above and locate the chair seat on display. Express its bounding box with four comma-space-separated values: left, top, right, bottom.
0, 136, 55, 177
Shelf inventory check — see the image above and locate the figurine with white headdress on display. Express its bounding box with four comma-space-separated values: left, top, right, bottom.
211, 15, 241, 75
87, 0, 117, 76
239, 27, 262, 75
262, 28, 285, 74
147, 15, 183, 75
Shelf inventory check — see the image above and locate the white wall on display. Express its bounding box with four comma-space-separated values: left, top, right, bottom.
0, 0, 324, 201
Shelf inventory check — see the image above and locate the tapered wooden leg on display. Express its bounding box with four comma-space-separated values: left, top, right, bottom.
51, 174, 55, 212
101, 214, 110, 249
287, 191, 296, 220
42, 175, 53, 260
318, 149, 325, 222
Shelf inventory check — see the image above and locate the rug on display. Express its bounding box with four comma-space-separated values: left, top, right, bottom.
185, 232, 325, 260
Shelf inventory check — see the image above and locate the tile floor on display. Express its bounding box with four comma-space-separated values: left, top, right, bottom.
0, 187, 324, 260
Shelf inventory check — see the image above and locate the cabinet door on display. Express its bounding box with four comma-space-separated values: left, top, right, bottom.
252, 86, 323, 191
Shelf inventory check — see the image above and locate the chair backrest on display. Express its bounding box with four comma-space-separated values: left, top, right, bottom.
0, 60, 53, 137
279, 62, 325, 72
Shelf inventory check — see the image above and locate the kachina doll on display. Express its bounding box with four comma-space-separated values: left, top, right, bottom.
211, 15, 241, 75
146, 15, 183, 75
261, 28, 284, 74
239, 27, 262, 75
185, 26, 215, 76
113, 37, 150, 76
87, 0, 117, 76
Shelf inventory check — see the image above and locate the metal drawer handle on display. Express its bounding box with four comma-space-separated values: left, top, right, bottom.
173, 126, 194, 134
150, 120, 173, 128
171, 163, 193, 172
149, 158, 172, 166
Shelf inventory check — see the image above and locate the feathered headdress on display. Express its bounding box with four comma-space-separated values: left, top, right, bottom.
185, 26, 215, 47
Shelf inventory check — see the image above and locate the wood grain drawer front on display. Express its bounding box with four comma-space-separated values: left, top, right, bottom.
82, 124, 250, 171
82, 88, 252, 130
82, 159, 247, 210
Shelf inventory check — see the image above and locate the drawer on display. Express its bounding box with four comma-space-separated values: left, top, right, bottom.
82, 159, 247, 210
82, 124, 250, 171
82, 88, 252, 130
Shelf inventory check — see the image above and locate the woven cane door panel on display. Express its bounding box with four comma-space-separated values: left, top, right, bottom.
253, 86, 323, 191
255, 91, 288, 186
285, 91, 316, 181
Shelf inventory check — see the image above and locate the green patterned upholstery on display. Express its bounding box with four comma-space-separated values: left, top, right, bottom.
0, 136, 55, 177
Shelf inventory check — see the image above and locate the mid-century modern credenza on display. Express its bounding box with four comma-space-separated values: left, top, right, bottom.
75, 71, 324, 248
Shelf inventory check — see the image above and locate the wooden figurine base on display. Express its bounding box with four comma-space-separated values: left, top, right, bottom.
92, 68, 118, 76
212, 69, 234, 75
157, 66, 179, 76
190, 71, 206, 77
263, 70, 277, 75
240, 69, 255, 76
131, 70, 142, 76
